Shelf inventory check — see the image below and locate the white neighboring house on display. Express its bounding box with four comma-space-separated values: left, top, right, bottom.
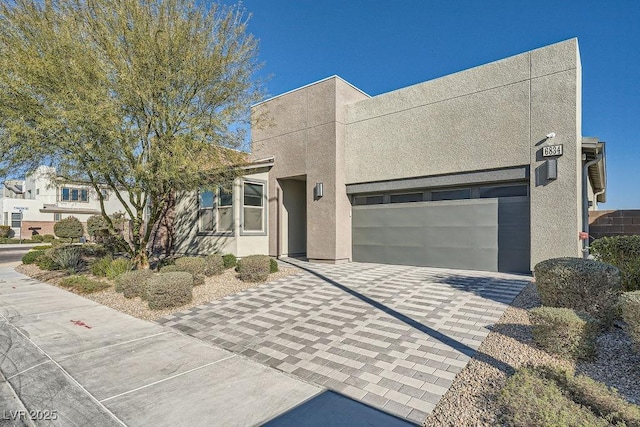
0, 166, 128, 239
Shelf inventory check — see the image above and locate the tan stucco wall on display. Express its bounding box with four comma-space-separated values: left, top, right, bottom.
251, 39, 584, 267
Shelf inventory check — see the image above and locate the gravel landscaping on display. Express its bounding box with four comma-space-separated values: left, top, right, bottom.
15, 263, 300, 321
425, 282, 639, 426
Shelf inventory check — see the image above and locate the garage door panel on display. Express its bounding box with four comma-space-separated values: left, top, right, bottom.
352, 194, 530, 273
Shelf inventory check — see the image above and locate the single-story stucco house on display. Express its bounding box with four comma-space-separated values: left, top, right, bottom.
174, 38, 606, 274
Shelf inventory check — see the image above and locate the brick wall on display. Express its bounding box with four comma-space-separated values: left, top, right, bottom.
589, 210, 640, 240
21, 221, 88, 239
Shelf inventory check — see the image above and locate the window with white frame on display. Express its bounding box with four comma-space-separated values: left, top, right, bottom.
242, 181, 265, 232
61, 187, 88, 202
100, 189, 110, 201
54, 213, 61, 222
199, 188, 233, 233
11, 212, 21, 228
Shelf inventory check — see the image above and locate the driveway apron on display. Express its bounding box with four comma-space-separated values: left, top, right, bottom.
159, 259, 531, 425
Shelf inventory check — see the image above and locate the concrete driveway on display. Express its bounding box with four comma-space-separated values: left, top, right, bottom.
159, 259, 531, 425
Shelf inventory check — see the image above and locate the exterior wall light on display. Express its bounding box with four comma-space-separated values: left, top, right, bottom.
314, 182, 323, 200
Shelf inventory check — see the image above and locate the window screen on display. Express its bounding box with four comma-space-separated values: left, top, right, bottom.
390, 193, 423, 203
431, 189, 471, 201
479, 185, 528, 198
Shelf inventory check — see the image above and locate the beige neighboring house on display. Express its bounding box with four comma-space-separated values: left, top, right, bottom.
0, 166, 128, 239
175, 38, 607, 273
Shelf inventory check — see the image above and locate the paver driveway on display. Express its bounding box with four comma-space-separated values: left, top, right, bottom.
158, 259, 530, 425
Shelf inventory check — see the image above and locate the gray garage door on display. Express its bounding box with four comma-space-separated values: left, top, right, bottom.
352, 196, 530, 273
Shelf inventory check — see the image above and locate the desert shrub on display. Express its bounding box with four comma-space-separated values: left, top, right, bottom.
86, 215, 110, 239
159, 264, 180, 273
114, 269, 154, 299
591, 236, 640, 292
31, 234, 44, 242
53, 216, 84, 242
620, 291, 640, 351
59, 275, 109, 294
145, 272, 193, 309
529, 307, 600, 360
35, 254, 60, 270
534, 257, 622, 324
499, 366, 609, 427
204, 254, 224, 276
222, 253, 237, 269
79, 243, 108, 258
270, 258, 279, 273
106, 258, 133, 279
90, 256, 112, 277
173, 257, 206, 285
22, 250, 45, 265
0, 238, 20, 244
237, 255, 270, 282
49, 246, 85, 273
535, 365, 640, 427
159, 264, 201, 285
42, 234, 56, 242
0, 225, 14, 238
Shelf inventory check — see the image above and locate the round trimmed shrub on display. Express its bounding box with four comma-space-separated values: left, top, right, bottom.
529, 307, 600, 360
22, 250, 45, 265
204, 254, 224, 276
0, 225, 14, 238
54, 216, 84, 242
222, 254, 237, 269
31, 234, 44, 242
145, 272, 193, 309
169, 257, 206, 285
270, 258, 279, 273
115, 269, 154, 299
160, 264, 203, 285
42, 234, 56, 242
620, 291, 640, 351
534, 257, 622, 324
237, 255, 270, 282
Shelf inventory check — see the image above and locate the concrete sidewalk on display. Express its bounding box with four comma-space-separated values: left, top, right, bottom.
0, 267, 324, 427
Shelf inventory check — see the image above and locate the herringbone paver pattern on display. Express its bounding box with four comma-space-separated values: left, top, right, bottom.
158, 260, 530, 424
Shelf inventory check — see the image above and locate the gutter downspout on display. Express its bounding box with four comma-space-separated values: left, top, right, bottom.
582, 154, 603, 258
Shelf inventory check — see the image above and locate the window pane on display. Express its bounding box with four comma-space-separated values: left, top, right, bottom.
244, 183, 263, 207
54, 213, 61, 221
80, 189, 88, 202
199, 209, 214, 231
71, 189, 79, 201
479, 185, 528, 198
62, 188, 70, 201
11, 212, 21, 228
199, 191, 214, 208
354, 195, 384, 205
219, 190, 233, 206
431, 189, 471, 201
390, 193, 423, 203
244, 207, 262, 231
217, 207, 233, 232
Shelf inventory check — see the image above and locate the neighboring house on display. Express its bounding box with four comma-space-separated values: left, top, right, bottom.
175, 38, 607, 274
0, 166, 127, 238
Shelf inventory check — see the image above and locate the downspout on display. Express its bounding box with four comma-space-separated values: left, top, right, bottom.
582, 154, 603, 258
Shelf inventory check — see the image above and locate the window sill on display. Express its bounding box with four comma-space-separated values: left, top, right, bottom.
197, 231, 235, 237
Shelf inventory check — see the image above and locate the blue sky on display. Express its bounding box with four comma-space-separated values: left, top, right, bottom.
226, 0, 640, 209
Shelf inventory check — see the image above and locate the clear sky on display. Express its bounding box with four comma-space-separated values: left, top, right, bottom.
224, 0, 640, 209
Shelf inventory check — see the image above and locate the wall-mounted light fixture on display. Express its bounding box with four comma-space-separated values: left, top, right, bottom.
314, 182, 323, 200
546, 158, 557, 180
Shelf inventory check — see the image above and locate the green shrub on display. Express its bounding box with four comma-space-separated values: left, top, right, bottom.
59, 275, 109, 294
86, 215, 110, 239
499, 367, 612, 427
534, 257, 622, 324
0, 225, 14, 238
534, 365, 640, 427
32, 245, 53, 250
49, 246, 85, 273
159, 264, 180, 273
22, 250, 45, 265
114, 269, 154, 299
31, 234, 45, 242
270, 258, 279, 273
42, 234, 56, 242
90, 256, 112, 277
222, 253, 237, 269
145, 272, 193, 309
591, 236, 640, 292
54, 216, 84, 242
106, 258, 133, 279
620, 291, 640, 351
79, 243, 108, 258
0, 237, 20, 244
204, 254, 224, 276
237, 255, 270, 282
529, 307, 600, 360
172, 257, 206, 285
35, 254, 60, 270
